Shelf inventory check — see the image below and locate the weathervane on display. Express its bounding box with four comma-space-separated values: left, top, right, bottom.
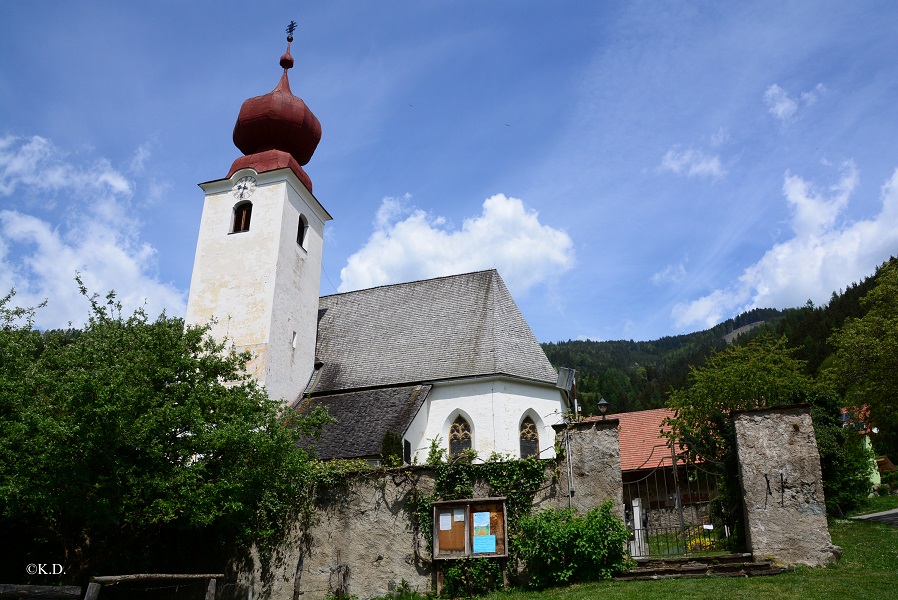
286, 20, 297, 42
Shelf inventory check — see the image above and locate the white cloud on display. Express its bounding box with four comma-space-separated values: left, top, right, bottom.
0, 135, 132, 198
672, 288, 743, 331
339, 193, 575, 296
672, 163, 898, 330
800, 84, 826, 105
0, 135, 185, 328
783, 160, 857, 237
710, 127, 729, 148
128, 142, 152, 174
651, 261, 687, 285
764, 83, 826, 122
659, 146, 725, 179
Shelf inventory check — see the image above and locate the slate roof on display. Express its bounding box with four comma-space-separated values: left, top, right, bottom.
311, 270, 559, 394
584, 408, 675, 471
298, 384, 431, 460
296, 270, 560, 460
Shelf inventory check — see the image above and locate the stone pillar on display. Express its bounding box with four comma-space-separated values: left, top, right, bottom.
734, 404, 841, 567
550, 419, 624, 518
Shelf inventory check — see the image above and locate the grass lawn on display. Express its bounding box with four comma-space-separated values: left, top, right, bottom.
480, 496, 898, 600
847, 493, 898, 517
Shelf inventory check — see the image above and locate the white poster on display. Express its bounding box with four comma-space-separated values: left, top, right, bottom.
439, 512, 452, 531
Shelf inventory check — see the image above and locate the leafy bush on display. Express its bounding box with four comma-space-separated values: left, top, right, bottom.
0, 288, 331, 583
370, 579, 432, 600
441, 558, 504, 598
808, 391, 876, 515
513, 500, 631, 589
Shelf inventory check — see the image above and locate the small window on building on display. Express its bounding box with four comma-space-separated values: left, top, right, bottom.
520, 416, 539, 458
297, 214, 309, 247
232, 202, 252, 233
404, 439, 412, 465
449, 415, 472, 455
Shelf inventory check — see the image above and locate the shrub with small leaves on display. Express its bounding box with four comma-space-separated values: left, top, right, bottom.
441, 558, 504, 598
513, 500, 631, 589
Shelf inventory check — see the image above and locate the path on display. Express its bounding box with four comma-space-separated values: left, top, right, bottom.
851, 507, 898, 527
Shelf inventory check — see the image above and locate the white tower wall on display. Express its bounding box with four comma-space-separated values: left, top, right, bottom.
185, 167, 331, 405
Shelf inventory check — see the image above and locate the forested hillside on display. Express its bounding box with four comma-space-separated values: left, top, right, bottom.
543, 258, 895, 417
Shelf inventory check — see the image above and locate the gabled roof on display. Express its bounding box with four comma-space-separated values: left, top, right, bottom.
298, 384, 431, 460
584, 408, 675, 471
310, 270, 558, 394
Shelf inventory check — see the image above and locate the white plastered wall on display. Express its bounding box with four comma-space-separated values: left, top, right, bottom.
404, 376, 566, 463
185, 168, 330, 405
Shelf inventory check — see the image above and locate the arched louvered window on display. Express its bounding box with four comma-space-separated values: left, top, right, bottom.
449, 415, 472, 455
232, 202, 252, 233
520, 416, 539, 458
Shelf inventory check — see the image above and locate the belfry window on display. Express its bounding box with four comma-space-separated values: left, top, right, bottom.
520, 417, 539, 458
232, 202, 252, 233
449, 415, 472, 455
297, 214, 309, 247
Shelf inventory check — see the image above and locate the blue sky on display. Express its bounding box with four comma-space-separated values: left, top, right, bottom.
3, 1, 898, 342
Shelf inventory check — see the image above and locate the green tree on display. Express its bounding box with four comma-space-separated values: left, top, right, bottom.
663, 335, 812, 540
0, 289, 330, 583
804, 390, 876, 515
665, 334, 871, 520
664, 335, 811, 465
826, 259, 898, 457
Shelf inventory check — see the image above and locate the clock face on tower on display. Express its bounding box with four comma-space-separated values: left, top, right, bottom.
232, 175, 257, 200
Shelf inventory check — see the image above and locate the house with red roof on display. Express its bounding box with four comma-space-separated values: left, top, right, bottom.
584, 407, 727, 555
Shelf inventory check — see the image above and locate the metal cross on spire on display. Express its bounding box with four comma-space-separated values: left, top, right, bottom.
286, 20, 297, 42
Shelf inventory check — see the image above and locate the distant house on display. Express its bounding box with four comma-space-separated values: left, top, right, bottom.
584, 408, 727, 555
841, 405, 883, 487
605, 408, 676, 472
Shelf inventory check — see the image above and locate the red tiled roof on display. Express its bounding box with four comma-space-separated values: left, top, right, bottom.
840, 405, 873, 435
583, 408, 675, 471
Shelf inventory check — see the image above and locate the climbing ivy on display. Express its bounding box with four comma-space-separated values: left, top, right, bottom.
402, 440, 555, 595
310, 435, 628, 596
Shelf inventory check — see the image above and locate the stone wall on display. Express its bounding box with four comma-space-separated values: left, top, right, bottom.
230, 420, 622, 600
542, 419, 624, 518
734, 405, 840, 567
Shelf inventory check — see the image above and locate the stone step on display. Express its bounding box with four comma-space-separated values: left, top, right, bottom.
633, 552, 752, 568
615, 556, 791, 581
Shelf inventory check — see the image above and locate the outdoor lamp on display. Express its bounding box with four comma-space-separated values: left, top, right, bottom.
598, 397, 608, 420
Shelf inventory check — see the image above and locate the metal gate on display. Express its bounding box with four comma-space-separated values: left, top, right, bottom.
623, 444, 741, 557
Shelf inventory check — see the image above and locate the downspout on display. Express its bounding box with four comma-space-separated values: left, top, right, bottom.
566, 423, 574, 509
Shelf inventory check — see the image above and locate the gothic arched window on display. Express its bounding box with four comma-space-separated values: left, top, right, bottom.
449, 415, 472, 455
232, 202, 252, 233
520, 417, 539, 458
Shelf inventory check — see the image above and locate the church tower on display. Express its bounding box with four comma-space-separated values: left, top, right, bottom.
185, 24, 330, 405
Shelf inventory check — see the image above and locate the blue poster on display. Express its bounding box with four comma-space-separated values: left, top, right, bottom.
472, 511, 490, 536
473, 534, 497, 554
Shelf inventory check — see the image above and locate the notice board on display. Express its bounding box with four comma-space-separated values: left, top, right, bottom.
433, 498, 507, 560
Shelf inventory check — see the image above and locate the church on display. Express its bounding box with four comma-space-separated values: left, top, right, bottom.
184, 28, 570, 464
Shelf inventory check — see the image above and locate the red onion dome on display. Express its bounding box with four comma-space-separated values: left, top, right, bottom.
232, 49, 321, 167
